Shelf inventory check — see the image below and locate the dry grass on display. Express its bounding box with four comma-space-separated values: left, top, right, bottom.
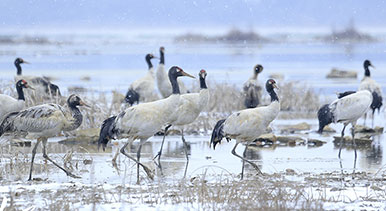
0, 79, 322, 135
3, 170, 386, 210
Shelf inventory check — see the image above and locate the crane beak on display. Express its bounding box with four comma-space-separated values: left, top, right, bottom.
79, 100, 90, 107
27, 85, 35, 90
23, 61, 30, 64
370, 64, 376, 69
273, 83, 279, 90
182, 71, 195, 79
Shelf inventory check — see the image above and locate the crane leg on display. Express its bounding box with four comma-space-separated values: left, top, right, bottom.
363, 113, 367, 126
241, 145, 247, 179
112, 147, 120, 170
351, 126, 357, 160
231, 142, 262, 180
372, 109, 375, 128
153, 124, 172, 161
120, 141, 153, 183
181, 130, 189, 178
136, 144, 142, 184
28, 138, 42, 181
338, 124, 347, 159
41, 138, 80, 179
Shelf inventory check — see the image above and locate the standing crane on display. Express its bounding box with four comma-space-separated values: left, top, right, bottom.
153, 69, 209, 177
328, 90, 372, 159
98, 66, 195, 184
243, 64, 263, 108
0, 80, 34, 122
156, 47, 187, 98
358, 60, 383, 127
14, 58, 61, 99
125, 54, 158, 105
210, 79, 280, 179
0, 94, 89, 180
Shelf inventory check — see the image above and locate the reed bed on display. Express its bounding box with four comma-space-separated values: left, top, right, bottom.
0, 79, 322, 135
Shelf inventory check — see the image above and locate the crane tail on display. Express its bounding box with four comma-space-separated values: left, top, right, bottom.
371, 91, 382, 113
98, 116, 117, 151
0, 112, 18, 137
124, 89, 140, 106
210, 119, 226, 150
337, 91, 356, 99
317, 104, 333, 133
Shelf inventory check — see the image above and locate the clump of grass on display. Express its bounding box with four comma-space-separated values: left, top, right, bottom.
278, 81, 320, 112
0, 79, 322, 136
6, 171, 386, 210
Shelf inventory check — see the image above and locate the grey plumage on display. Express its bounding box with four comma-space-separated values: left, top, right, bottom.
0, 94, 88, 180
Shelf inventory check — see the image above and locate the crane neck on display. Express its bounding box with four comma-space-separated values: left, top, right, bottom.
269, 90, 279, 102
160, 51, 165, 64
200, 76, 207, 89
16, 84, 25, 101
251, 72, 258, 80
15, 63, 22, 75
146, 57, 153, 69
364, 66, 370, 77
169, 75, 180, 94
67, 105, 83, 131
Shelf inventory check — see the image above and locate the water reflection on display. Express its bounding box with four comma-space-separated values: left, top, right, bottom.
364, 135, 383, 167
1, 133, 385, 183
244, 146, 262, 161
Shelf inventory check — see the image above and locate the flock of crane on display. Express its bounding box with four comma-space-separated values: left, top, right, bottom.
0, 46, 383, 184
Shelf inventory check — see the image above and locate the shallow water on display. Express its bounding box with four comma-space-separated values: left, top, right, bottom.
0, 30, 386, 97
0, 30, 386, 209
1, 117, 384, 185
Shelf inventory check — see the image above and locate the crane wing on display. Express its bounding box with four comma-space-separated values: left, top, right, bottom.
330, 91, 372, 123
5, 104, 66, 133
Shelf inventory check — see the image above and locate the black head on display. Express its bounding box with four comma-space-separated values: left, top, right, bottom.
67, 94, 89, 108
14, 58, 29, 65
265, 79, 278, 93
124, 89, 139, 106
317, 104, 333, 133
160, 46, 165, 53
254, 64, 263, 74
168, 66, 195, 79
364, 60, 374, 69
199, 69, 207, 79
146, 54, 157, 60
16, 79, 30, 89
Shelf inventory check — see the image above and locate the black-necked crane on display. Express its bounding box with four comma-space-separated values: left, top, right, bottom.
124, 54, 157, 105
153, 69, 209, 176
0, 80, 34, 122
98, 66, 195, 184
156, 47, 187, 98
14, 58, 61, 99
358, 60, 383, 127
0, 94, 89, 180
243, 64, 263, 108
317, 91, 356, 133
210, 79, 280, 179
327, 90, 372, 159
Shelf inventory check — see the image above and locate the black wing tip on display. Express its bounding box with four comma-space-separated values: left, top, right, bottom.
371, 91, 383, 111
317, 126, 325, 134
98, 116, 117, 151
210, 119, 226, 150
337, 91, 356, 99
